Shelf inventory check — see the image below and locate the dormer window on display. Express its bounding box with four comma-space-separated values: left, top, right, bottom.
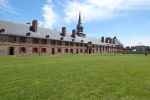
60, 37, 63, 40
81, 40, 84, 42
26, 32, 31, 36
1, 29, 5, 33
0, 29, 5, 33
46, 35, 49, 38
72, 39, 75, 41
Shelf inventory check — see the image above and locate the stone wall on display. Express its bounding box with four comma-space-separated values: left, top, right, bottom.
0, 35, 119, 56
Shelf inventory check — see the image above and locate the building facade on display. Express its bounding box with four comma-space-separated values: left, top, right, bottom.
124, 45, 150, 54
0, 13, 123, 56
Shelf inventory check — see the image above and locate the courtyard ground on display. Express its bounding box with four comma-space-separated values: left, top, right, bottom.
0, 54, 150, 100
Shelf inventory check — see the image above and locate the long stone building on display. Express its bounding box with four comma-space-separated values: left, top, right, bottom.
0, 13, 123, 56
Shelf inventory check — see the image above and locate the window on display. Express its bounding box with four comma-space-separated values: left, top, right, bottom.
76, 43, 79, 47
9, 36, 16, 43
84, 44, 87, 47
33, 38, 39, 44
57, 41, 61, 46
51, 40, 56, 46
70, 42, 73, 46
76, 49, 79, 54
80, 49, 83, 53
19, 47, 26, 53
80, 43, 83, 47
19, 37, 26, 43
70, 49, 73, 54
57, 48, 61, 53
32, 48, 38, 53
65, 42, 69, 46
41, 48, 46, 53
65, 49, 68, 53
42, 39, 47, 45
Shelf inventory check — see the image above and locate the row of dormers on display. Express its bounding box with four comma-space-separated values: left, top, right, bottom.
28, 20, 117, 44
0, 20, 123, 46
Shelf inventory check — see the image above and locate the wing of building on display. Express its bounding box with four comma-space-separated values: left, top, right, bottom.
0, 13, 123, 56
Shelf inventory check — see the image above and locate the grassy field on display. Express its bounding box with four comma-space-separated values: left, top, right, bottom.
0, 54, 150, 100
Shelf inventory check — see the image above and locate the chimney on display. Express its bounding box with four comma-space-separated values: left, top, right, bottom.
105, 38, 108, 43
62, 27, 66, 37
32, 20, 38, 32
113, 36, 116, 44
101, 37, 104, 42
108, 37, 111, 43
110, 38, 112, 44
72, 29, 76, 38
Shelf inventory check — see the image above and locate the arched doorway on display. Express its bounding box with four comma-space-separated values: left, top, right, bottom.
52, 48, 55, 54
70, 49, 73, 54
89, 49, 92, 54
9, 47, 14, 55
76, 49, 79, 54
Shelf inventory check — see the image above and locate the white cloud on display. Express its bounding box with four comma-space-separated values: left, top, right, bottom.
123, 36, 150, 46
0, 0, 15, 13
41, 0, 150, 29
41, 0, 59, 28
64, 0, 150, 23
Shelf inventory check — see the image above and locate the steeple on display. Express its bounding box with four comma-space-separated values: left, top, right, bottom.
78, 11, 82, 25
76, 11, 84, 34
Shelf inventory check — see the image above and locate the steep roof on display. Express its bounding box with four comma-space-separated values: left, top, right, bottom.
0, 20, 123, 46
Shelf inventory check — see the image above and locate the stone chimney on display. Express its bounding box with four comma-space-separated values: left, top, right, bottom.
108, 37, 111, 43
72, 29, 76, 38
101, 37, 104, 42
105, 37, 108, 43
62, 27, 66, 37
109, 38, 112, 44
32, 20, 38, 32
113, 36, 116, 44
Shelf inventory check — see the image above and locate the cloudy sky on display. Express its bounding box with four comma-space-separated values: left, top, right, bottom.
0, 0, 150, 46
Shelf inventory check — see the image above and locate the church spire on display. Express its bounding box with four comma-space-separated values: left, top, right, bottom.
77, 11, 83, 34
78, 11, 82, 25
76, 11, 86, 37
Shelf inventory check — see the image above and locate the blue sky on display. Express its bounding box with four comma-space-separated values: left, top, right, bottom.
0, 0, 150, 46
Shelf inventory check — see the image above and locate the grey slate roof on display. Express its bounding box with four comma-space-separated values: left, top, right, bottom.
0, 20, 123, 47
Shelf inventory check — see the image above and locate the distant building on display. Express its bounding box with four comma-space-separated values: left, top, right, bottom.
0, 13, 123, 56
124, 44, 150, 54
136, 46, 149, 53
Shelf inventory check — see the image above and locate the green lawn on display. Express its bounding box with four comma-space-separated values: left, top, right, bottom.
0, 54, 150, 100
